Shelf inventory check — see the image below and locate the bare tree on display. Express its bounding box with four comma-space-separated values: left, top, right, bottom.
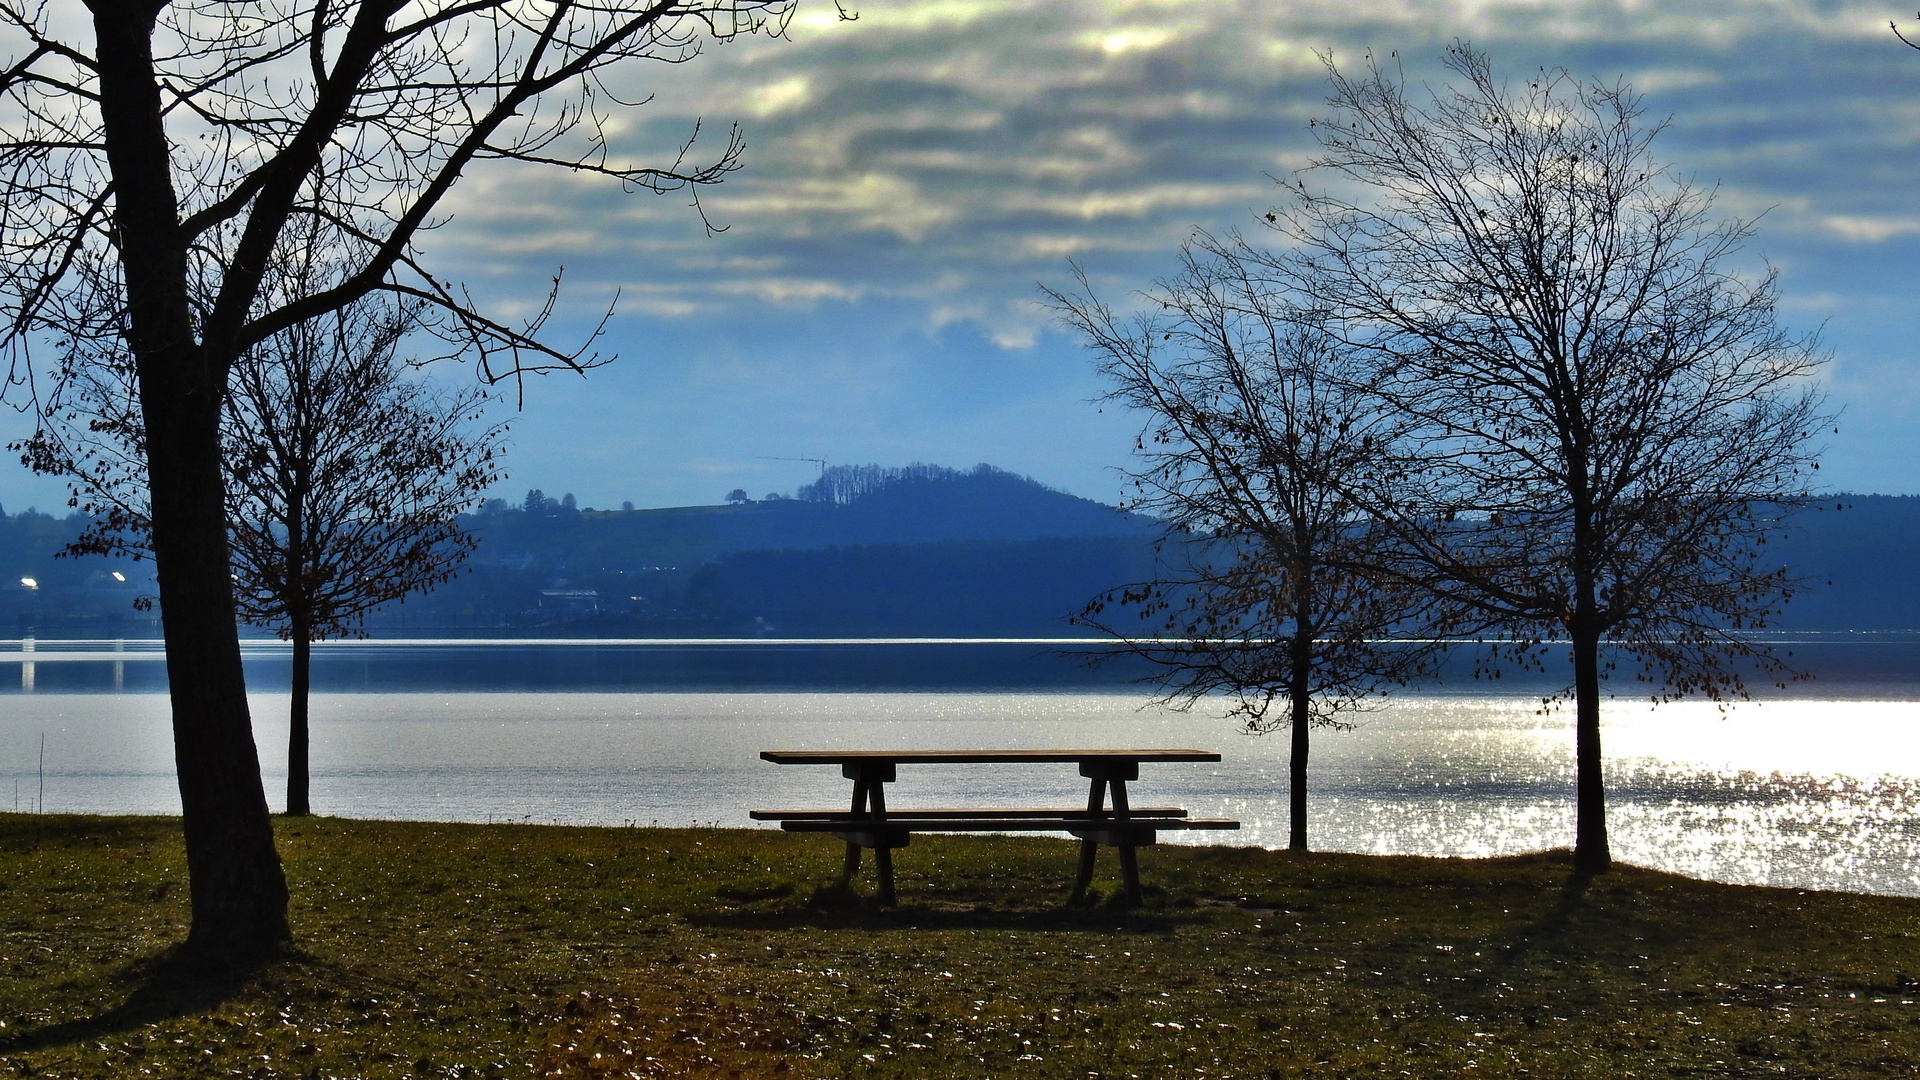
1263, 45, 1828, 873
225, 291, 504, 819
24, 282, 505, 819
1047, 249, 1445, 852
0, 0, 791, 960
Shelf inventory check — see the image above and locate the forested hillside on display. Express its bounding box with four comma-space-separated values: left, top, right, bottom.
0, 508, 153, 636
2, 479, 1917, 637
681, 537, 1159, 637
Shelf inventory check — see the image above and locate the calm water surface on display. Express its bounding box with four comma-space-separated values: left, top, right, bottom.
2, 638, 1917, 896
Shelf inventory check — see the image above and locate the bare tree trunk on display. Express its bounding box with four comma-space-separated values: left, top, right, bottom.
1287, 682, 1310, 852
148, 395, 291, 959
1287, 621, 1313, 852
287, 627, 312, 817
1569, 441, 1612, 875
95, 0, 290, 962
1571, 620, 1611, 874
285, 463, 312, 818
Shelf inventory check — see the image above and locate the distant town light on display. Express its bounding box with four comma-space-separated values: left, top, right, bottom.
18, 577, 36, 589
111, 571, 126, 582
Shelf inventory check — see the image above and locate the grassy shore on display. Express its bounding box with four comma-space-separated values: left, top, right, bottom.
3, 814, 1919, 1078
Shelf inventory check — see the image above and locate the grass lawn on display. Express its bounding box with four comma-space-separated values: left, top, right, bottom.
3, 813, 1919, 1078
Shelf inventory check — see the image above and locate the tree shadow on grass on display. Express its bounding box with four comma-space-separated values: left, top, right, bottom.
0, 814, 179, 850
1426, 860, 1694, 1024
1525, 866, 1596, 944
0, 945, 287, 1053
1500, 861, 1694, 961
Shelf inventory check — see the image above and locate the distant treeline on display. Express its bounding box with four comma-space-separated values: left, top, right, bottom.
0, 506, 154, 636
2, 481, 1918, 637
793, 463, 1008, 507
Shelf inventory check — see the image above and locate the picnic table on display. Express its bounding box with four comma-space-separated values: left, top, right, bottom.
753, 749, 1239, 905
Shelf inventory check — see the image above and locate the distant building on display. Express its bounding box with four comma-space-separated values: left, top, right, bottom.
538, 588, 599, 616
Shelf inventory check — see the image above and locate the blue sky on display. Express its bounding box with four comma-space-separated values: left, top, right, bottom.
5, 0, 1918, 513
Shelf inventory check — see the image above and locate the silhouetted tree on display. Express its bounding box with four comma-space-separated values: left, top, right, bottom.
21, 277, 505, 818
0, 0, 792, 960
1264, 46, 1828, 872
1048, 252, 1444, 852
225, 294, 504, 818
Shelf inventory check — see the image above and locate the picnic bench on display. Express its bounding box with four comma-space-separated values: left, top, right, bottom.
753, 749, 1239, 905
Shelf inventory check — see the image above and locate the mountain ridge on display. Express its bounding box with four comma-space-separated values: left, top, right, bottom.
2, 476, 1917, 636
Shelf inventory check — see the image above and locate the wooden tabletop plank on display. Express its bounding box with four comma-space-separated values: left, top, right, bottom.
759, 748, 1221, 765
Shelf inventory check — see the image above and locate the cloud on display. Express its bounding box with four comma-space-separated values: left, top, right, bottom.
712, 277, 869, 304
424, 0, 1920, 357
1001, 182, 1270, 221
746, 76, 813, 117
1819, 215, 1920, 244
1079, 26, 1182, 55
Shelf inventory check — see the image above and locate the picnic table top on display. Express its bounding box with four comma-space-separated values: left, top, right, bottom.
759, 748, 1221, 766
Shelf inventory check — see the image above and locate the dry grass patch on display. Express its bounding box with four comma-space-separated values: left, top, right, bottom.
4, 814, 1920, 1078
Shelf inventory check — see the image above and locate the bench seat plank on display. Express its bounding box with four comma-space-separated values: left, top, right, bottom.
761, 749, 1220, 765
751, 806, 1190, 821
775, 817, 1240, 832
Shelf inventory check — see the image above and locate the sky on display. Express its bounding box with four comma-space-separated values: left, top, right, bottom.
4, 0, 1919, 513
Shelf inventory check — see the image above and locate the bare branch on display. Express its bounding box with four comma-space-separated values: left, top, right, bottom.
1250, 43, 1830, 871
0, 0, 791, 958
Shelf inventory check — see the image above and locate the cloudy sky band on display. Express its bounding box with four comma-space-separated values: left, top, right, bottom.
2, 0, 1914, 513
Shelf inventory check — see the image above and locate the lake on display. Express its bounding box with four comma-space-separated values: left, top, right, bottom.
3, 635, 1918, 896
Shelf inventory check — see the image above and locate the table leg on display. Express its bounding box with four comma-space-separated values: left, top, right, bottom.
1072, 775, 1107, 902
870, 779, 896, 906
1111, 777, 1141, 904
839, 773, 871, 890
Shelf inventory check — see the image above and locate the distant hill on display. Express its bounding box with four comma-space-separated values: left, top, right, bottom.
465, 464, 1148, 575
4, 478, 1917, 637
380, 464, 1161, 634
0, 509, 153, 636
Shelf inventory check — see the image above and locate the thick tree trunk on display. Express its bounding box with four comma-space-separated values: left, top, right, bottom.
94, 0, 290, 961
287, 628, 312, 817
148, 403, 292, 959
1570, 620, 1611, 874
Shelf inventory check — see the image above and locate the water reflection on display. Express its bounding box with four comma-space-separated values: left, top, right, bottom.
4, 688, 1917, 896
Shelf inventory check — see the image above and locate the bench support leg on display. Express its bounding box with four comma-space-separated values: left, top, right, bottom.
874, 845, 896, 906
839, 842, 861, 890
1118, 844, 1141, 905
1072, 839, 1099, 903
837, 770, 898, 905
1071, 777, 1107, 903
841, 775, 870, 890
1069, 773, 1145, 905
1110, 777, 1142, 904
869, 781, 896, 906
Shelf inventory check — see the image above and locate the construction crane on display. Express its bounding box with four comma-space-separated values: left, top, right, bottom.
757, 455, 828, 477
